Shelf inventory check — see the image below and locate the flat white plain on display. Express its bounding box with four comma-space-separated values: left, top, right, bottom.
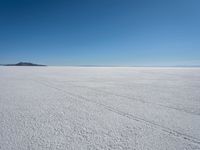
0, 67, 200, 150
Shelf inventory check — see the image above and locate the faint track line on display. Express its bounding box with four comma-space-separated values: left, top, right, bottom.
47, 80, 200, 116
33, 79, 200, 145
69, 84, 200, 116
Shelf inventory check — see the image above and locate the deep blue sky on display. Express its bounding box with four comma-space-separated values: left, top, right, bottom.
0, 0, 200, 66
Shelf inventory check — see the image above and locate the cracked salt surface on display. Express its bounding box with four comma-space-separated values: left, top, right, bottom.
0, 67, 200, 150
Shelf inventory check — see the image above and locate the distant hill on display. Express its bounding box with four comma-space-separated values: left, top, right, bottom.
4, 62, 46, 66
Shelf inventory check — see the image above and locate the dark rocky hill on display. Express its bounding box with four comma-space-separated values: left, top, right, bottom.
5, 62, 46, 66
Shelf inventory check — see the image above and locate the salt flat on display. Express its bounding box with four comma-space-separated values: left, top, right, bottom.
0, 67, 200, 150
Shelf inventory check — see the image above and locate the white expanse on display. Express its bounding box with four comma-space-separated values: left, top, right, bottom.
0, 67, 200, 150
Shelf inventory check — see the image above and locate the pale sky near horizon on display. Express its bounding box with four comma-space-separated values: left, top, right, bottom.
0, 0, 200, 66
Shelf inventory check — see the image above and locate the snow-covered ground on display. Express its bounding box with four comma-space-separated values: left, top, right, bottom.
0, 67, 200, 150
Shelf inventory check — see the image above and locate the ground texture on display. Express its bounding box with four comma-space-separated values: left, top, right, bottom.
0, 67, 200, 150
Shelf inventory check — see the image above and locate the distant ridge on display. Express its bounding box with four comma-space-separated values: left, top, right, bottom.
4, 62, 46, 66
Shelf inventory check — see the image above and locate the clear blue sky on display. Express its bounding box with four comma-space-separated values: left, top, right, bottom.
0, 0, 200, 66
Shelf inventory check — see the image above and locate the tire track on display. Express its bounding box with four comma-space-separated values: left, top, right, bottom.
72, 84, 200, 116
48, 80, 200, 116
33, 79, 200, 145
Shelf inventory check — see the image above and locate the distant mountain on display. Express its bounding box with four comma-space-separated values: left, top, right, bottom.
4, 62, 46, 66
